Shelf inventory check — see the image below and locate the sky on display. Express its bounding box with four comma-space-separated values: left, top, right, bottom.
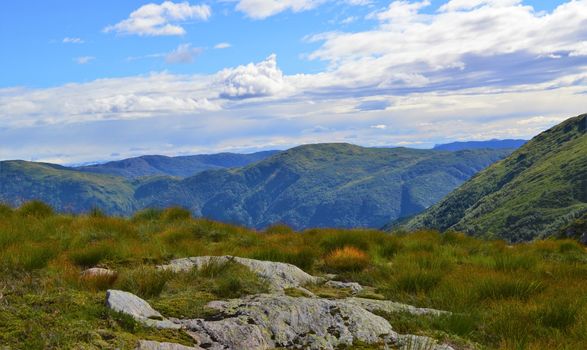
1, 0, 586, 164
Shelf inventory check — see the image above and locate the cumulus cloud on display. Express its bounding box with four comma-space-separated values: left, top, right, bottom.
308, 0, 587, 92
165, 43, 203, 63
75, 56, 95, 64
63, 37, 84, 44
104, 1, 211, 36
235, 0, 324, 19
217, 54, 293, 99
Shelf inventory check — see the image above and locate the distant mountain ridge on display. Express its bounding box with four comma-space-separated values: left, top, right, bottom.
403, 114, 587, 241
433, 139, 527, 151
75, 151, 280, 178
0, 144, 513, 230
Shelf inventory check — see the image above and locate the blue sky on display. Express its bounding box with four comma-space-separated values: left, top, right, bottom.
1, 0, 586, 163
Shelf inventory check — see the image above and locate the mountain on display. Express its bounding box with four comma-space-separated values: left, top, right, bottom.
0, 160, 136, 215
133, 144, 513, 229
433, 139, 527, 151
402, 114, 587, 242
0, 144, 513, 230
75, 151, 279, 178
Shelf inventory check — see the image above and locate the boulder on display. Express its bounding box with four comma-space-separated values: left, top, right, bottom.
81, 267, 117, 278
345, 297, 450, 317
158, 256, 320, 290
105, 290, 180, 329
325, 280, 363, 294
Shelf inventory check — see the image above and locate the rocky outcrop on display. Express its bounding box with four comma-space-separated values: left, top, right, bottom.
345, 297, 450, 317
178, 294, 396, 349
136, 340, 202, 350
158, 256, 321, 290
325, 280, 363, 294
105, 290, 180, 329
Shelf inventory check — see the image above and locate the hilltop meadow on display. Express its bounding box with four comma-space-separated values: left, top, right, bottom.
0, 201, 586, 349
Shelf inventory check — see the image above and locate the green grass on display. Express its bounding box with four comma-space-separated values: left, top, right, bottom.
0, 203, 585, 349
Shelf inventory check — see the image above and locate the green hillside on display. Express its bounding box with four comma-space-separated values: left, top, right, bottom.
135, 144, 512, 229
0, 145, 512, 229
403, 114, 587, 241
0, 160, 137, 215
76, 151, 279, 178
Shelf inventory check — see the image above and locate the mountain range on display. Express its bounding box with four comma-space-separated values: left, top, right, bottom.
0, 145, 512, 230
433, 139, 527, 151
403, 114, 586, 241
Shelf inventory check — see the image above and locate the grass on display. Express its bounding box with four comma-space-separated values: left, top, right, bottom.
0, 202, 585, 349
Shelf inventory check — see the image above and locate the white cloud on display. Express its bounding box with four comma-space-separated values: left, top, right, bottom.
165, 43, 203, 63
235, 0, 324, 19
217, 54, 293, 99
439, 0, 522, 12
104, 1, 211, 36
307, 0, 587, 91
63, 37, 84, 44
214, 42, 232, 49
75, 56, 95, 64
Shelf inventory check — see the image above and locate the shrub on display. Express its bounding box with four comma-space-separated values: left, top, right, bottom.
320, 230, 372, 253
161, 207, 191, 222
88, 207, 106, 218
248, 248, 317, 271
264, 224, 294, 235
379, 237, 404, 258
117, 266, 171, 298
132, 208, 163, 221
323, 246, 370, 272
394, 269, 443, 294
194, 261, 269, 298
3, 242, 57, 271
18, 201, 54, 218
475, 277, 543, 301
69, 242, 118, 268
536, 299, 581, 331
491, 253, 536, 272
0, 204, 13, 217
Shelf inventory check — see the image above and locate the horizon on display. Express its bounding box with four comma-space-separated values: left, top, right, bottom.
1, 0, 586, 164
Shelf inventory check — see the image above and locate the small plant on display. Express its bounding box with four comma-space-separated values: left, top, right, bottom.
116, 266, 171, 298
536, 299, 581, 331
69, 242, 118, 268
475, 277, 543, 301
394, 269, 443, 294
324, 246, 370, 272
132, 208, 163, 221
161, 207, 191, 222
18, 201, 54, 218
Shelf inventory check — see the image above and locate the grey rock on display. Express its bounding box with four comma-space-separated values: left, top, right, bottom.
158, 256, 320, 290
177, 294, 397, 350
396, 334, 455, 350
105, 290, 181, 329
136, 340, 202, 350
325, 280, 364, 294
81, 267, 117, 278
345, 297, 450, 317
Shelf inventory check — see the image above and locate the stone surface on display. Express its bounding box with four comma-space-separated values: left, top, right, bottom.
345, 297, 451, 317
81, 267, 117, 278
176, 294, 397, 350
105, 290, 181, 329
136, 340, 202, 350
158, 256, 320, 290
325, 280, 364, 294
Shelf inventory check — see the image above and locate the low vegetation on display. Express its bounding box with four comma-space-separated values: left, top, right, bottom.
0, 203, 586, 349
